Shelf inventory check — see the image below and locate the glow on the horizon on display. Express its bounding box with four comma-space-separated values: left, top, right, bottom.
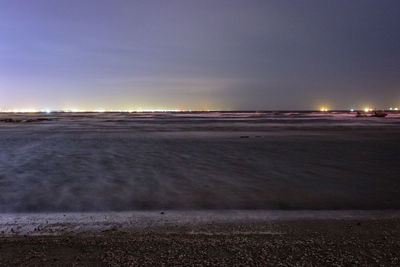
1, 109, 40, 113
1, 106, 396, 113
0, 108, 191, 113
135, 109, 182, 112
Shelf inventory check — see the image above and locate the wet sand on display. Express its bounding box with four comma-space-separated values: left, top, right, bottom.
1, 211, 399, 266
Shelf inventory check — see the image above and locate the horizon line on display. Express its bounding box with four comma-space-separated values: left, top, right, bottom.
0, 108, 399, 114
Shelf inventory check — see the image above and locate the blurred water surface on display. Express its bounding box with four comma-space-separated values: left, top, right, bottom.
0, 111, 399, 212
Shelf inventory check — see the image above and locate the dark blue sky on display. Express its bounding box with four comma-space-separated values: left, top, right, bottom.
1, 0, 399, 110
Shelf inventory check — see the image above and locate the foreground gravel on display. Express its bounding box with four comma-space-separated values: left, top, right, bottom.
0, 219, 399, 266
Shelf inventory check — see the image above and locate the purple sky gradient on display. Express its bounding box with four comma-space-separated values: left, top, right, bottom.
1, 0, 399, 110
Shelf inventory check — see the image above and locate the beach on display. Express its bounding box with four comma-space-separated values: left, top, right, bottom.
1, 211, 399, 266
1, 111, 400, 265
3, 0, 400, 264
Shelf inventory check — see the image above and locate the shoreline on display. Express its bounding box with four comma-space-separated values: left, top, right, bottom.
0, 212, 399, 265
2, 209, 400, 236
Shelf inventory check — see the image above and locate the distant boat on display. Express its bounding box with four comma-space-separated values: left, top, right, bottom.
371, 110, 388, 117
356, 110, 387, 118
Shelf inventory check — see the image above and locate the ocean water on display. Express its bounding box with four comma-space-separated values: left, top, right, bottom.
0, 111, 400, 212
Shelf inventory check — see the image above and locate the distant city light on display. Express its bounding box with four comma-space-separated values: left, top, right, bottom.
0, 108, 189, 113
4, 109, 39, 113
2, 107, 397, 113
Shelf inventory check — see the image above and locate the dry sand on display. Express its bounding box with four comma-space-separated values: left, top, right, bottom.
0, 211, 399, 266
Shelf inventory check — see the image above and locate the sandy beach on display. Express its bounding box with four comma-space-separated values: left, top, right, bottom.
1, 211, 399, 266
3, 0, 400, 264
1, 112, 400, 265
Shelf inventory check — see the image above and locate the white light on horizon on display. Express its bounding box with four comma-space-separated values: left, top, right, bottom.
0, 108, 191, 113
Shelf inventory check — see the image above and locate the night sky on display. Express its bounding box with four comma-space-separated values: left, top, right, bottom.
1, 0, 399, 111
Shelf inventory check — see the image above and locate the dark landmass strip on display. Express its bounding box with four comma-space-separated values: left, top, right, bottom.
0, 118, 51, 123
0, 219, 399, 266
